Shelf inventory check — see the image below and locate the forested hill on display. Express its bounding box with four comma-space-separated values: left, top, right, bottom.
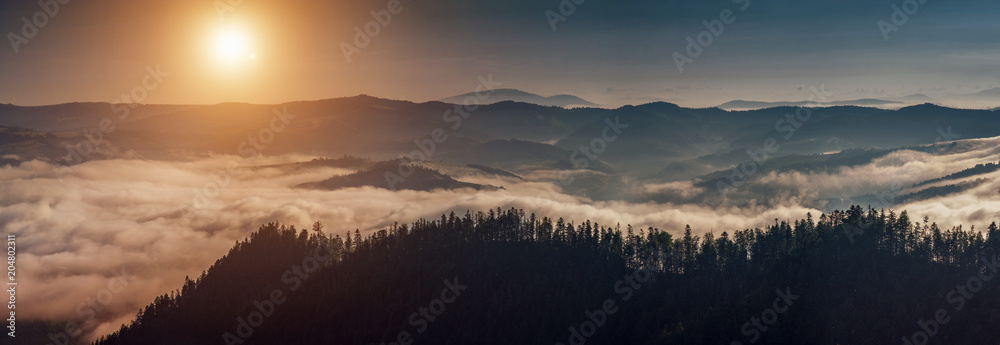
94, 207, 1000, 345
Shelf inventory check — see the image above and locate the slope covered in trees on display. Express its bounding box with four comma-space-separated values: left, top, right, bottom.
94, 207, 1000, 345
913, 162, 1000, 187
296, 161, 499, 192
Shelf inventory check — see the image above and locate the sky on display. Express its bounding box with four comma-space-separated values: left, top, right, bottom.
1, 0, 999, 107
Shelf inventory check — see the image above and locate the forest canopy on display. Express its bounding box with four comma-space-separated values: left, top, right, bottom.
92, 206, 1000, 345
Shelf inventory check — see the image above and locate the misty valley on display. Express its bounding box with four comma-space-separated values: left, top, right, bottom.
2, 93, 1000, 344
3, 0, 1000, 343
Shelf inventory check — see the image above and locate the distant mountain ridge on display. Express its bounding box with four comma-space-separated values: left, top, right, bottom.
940, 87, 1000, 108
441, 89, 596, 108
973, 87, 1000, 96
716, 94, 946, 110
718, 98, 904, 110
891, 93, 935, 102
5, 95, 1000, 192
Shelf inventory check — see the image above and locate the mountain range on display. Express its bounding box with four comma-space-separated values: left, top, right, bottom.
2, 97, 999, 189
715, 93, 943, 110
440, 89, 597, 108
717, 98, 904, 110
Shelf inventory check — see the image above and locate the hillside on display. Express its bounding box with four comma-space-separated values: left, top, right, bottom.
91, 207, 1000, 345
296, 161, 499, 192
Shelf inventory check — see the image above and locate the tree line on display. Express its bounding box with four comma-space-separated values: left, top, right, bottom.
94, 205, 1000, 345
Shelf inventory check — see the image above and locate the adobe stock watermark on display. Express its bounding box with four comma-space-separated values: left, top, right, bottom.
716, 85, 830, 192
898, 255, 998, 345
222, 244, 336, 345
377, 277, 468, 345
545, 0, 588, 32
673, 0, 751, 73
7, 0, 70, 54
554, 267, 649, 345
341, 0, 412, 63
932, 125, 960, 153
191, 106, 296, 209
567, 117, 629, 174
52, 65, 169, 181
5, 235, 15, 338
44, 269, 133, 345
383, 74, 501, 190
527, 115, 628, 205
730, 287, 799, 345
877, 0, 929, 41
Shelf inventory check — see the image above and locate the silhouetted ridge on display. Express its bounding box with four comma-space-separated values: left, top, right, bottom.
94, 207, 1000, 345
914, 162, 1000, 187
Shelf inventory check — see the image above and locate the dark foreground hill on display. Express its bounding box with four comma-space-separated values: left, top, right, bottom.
93, 207, 1000, 345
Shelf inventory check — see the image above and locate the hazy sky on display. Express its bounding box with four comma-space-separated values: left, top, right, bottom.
1, 0, 998, 107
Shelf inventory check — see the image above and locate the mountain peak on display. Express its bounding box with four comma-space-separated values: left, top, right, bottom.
717, 98, 906, 110
486, 88, 538, 96
974, 87, 1000, 96
895, 93, 934, 101
633, 101, 681, 110
440, 88, 596, 108
897, 102, 949, 112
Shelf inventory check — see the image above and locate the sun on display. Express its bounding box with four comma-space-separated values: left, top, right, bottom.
210, 25, 256, 64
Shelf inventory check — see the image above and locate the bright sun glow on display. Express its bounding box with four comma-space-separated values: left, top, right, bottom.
211, 26, 256, 64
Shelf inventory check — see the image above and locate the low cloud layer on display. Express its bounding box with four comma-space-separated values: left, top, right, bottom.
740, 139, 1000, 234
4, 140, 1000, 341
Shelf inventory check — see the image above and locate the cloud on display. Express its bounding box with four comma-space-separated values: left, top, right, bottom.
740, 137, 1000, 226
6, 142, 1000, 341
0, 155, 820, 340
